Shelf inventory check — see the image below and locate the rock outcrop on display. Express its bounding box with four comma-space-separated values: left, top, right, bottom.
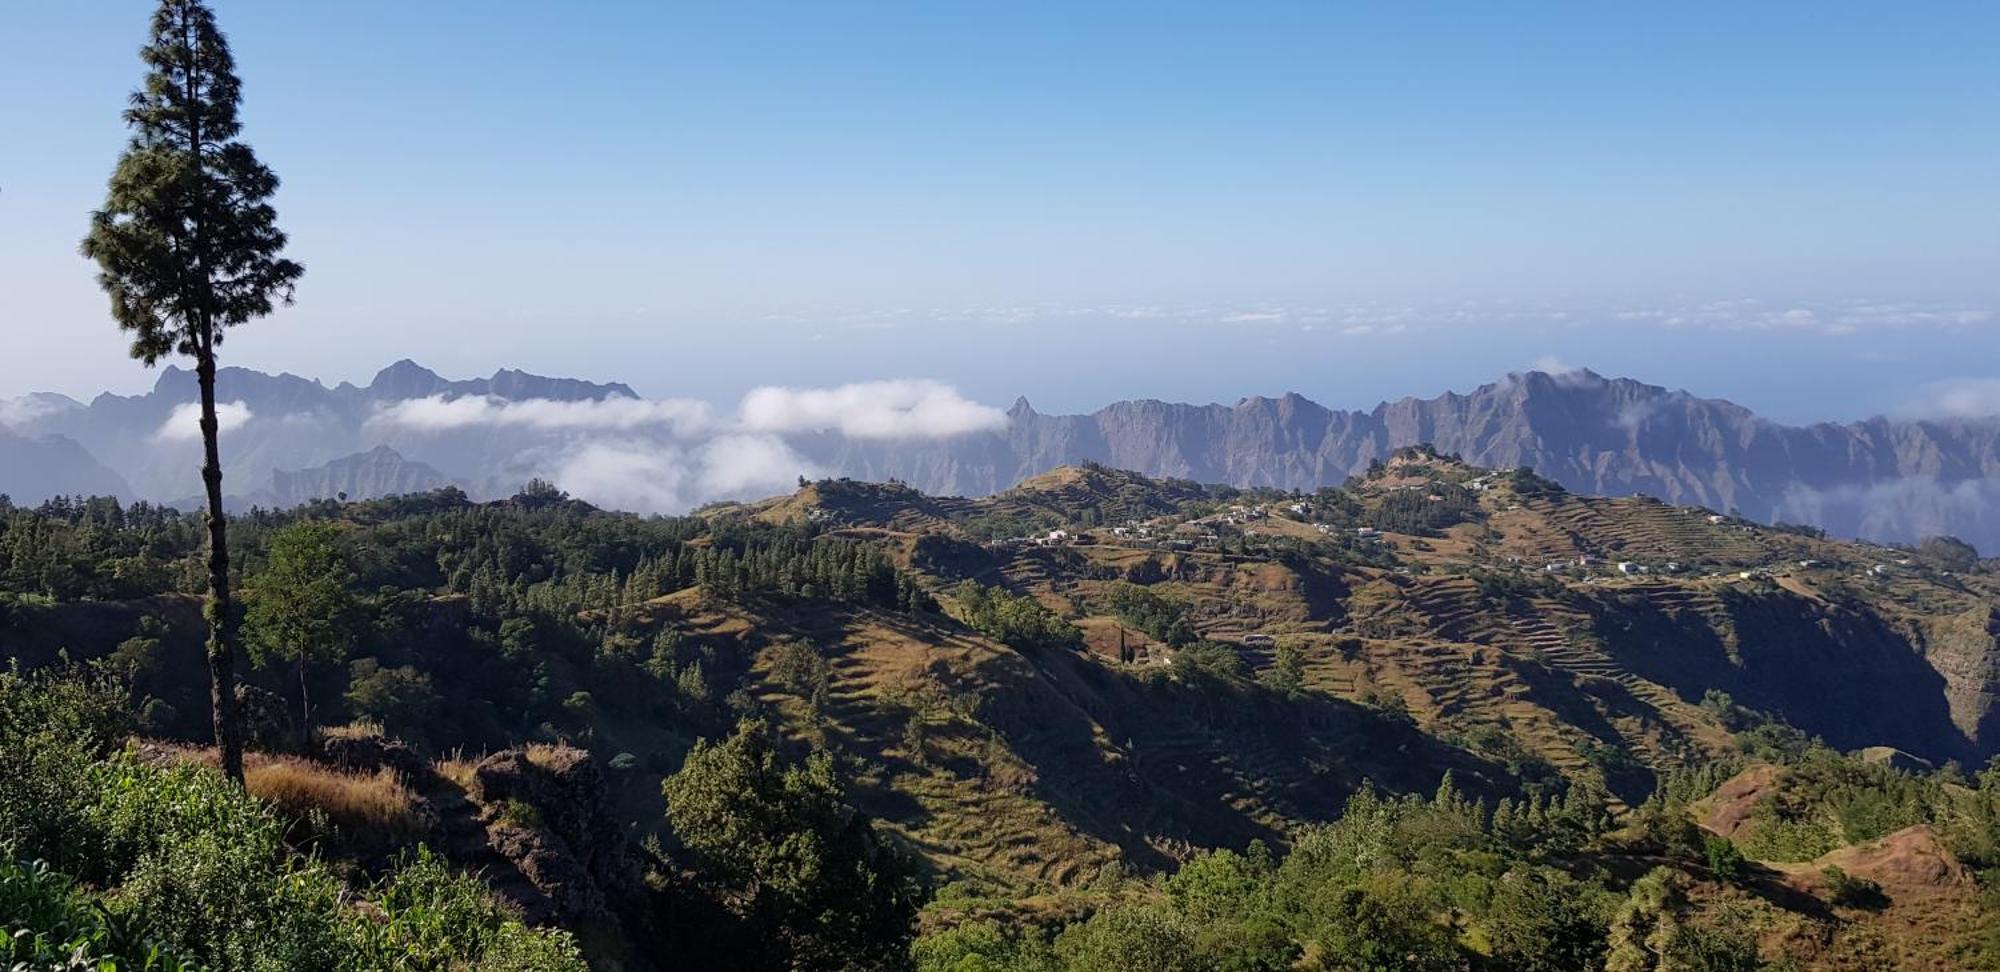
468, 746, 645, 926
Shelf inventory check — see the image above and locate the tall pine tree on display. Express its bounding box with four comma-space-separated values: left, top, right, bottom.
81, 0, 303, 784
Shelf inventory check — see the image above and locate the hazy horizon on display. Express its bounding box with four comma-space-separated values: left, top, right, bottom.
5, 2, 1998, 423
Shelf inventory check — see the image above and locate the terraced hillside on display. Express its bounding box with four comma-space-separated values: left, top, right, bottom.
8, 450, 1995, 906
706, 448, 2000, 850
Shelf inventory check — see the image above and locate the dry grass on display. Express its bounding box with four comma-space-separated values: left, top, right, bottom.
244, 754, 424, 842
318, 720, 384, 741
433, 752, 481, 791
521, 742, 575, 771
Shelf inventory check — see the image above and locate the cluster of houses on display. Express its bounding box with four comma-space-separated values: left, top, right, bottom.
1318, 524, 1382, 540
1538, 555, 1690, 577
991, 528, 1094, 550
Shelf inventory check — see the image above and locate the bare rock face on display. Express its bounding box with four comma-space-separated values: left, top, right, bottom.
470, 747, 644, 925
316, 730, 431, 781
233, 683, 294, 751
1820, 825, 1974, 893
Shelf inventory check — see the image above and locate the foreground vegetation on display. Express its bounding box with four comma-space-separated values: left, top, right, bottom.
5, 451, 2000, 968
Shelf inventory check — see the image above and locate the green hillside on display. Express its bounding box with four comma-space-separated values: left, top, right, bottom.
4, 453, 2000, 969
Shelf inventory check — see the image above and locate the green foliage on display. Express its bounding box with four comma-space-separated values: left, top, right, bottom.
1367, 481, 1482, 536
246, 520, 361, 733
1054, 903, 1212, 972
342, 659, 439, 740
353, 847, 587, 970
1736, 814, 1838, 863
664, 720, 925, 971
1102, 583, 1195, 646
1483, 869, 1611, 972
910, 778, 1634, 972
765, 637, 832, 713
81, 0, 305, 360
1704, 836, 1747, 883
245, 521, 361, 668
0, 672, 580, 971
951, 582, 1083, 653
0, 856, 201, 970
0, 498, 197, 602
912, 919, 1060, 972
1172, 641, 1249, 685
1819, 865, 1887, 910
0, 667, 129, 869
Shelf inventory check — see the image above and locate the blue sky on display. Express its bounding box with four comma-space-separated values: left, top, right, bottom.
2, 2, 1997, 422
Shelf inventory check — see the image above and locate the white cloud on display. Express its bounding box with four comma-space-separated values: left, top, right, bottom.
550, 441, 690, 514
372, 395, 714, 436
696, 435, 816, 496
154, 401, 252, 442
0, 394, 73, 429
1614, 401, 1660, 431
739, 379, 1007, 439
353, 379, 1000, 512
1902, 379, 2000, 419
541, 435, 816, 514
1531, 355, 1578, 375
372, 382, 1004, 442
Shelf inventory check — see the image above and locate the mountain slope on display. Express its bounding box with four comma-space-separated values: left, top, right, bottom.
8, 363, 2000, 548
0, 430, 132, 502
801, 370, 2000, 548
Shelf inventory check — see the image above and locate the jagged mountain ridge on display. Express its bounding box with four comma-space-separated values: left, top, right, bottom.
3, 363, 1998, 548
802, 370, 2000, 549
1, 360, 632, 504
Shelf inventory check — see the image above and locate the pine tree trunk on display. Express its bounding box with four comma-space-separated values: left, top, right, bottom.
297, 653, 313, 748
197, 351, 246, 784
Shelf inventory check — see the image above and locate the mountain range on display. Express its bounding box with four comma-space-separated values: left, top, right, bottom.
3, 361, 1997, 551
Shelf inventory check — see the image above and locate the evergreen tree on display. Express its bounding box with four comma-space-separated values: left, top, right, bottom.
244, 521, 358, 741
81, 0, 304, 783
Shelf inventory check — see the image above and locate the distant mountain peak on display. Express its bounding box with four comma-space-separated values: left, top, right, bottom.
367, 359, 448, 399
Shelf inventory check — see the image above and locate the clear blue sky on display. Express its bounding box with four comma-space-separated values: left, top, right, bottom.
3, 2, 1996, 421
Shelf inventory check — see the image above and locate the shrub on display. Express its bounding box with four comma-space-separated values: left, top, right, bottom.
1820, 866, 1888, 910
0, 857, 200, 970
84, 757, 289, 881
1704, 837, 1747, 883
1054, 903, 1211, 972
355, 847, 586, 970
1737, 814, 1839, 863
912, 918, 1059, 972
120, 828, 353, 970
0, 668, 128, 868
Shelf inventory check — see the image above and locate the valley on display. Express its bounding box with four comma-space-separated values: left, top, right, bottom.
6, 448, 1999, 968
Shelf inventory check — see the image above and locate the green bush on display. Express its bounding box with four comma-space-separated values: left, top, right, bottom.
1820, 866, 1887, 910
1736, 815, 1839, 863
355, 847, 586, 970
121, 828, 351, 970
0, 668, 128, 868
1704, 837, 1747, 883
0, 673, 582, 972
0, 856, 200, 970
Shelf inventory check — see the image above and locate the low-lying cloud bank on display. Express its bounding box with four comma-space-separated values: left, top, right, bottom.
361, 379, 1003, 513
371, 394, 716, 436
547, 435, 815, 514
1775, 476, 2000, 549
370, 378, 1005, 441
739, 379, 1007, 439
1902, 379, 2000, 420
155, 401, 253, 442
